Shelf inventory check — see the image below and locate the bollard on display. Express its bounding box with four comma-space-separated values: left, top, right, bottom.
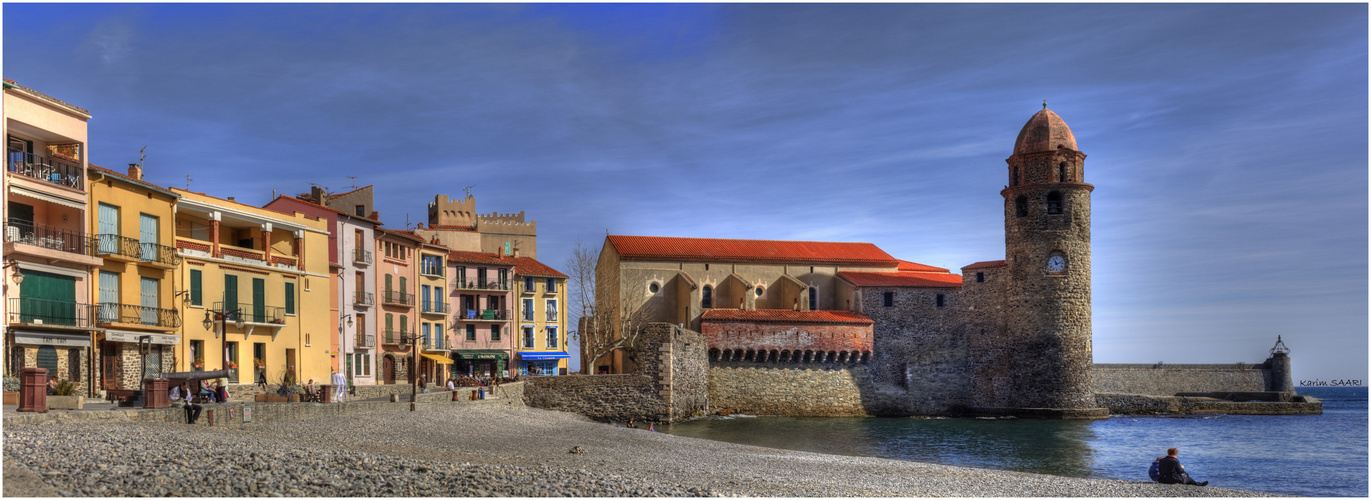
451, 390, 460, 402
207, 409, 215, 427
18, 368, 48, 413
390, 394, 399, 403
143, 378, 169, 409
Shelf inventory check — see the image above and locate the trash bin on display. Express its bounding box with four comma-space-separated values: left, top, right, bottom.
18, 367, 47, 413
144, 378, 169, 409
320, 384, 333, 403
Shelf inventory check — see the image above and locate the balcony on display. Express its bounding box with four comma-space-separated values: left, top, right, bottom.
213, 301, 285, 325
455, 309, 510, 322
381, 330, 411, 345
219, 245, 267, 266
421, 338, 447, 351
94, 233, 181, 267
355, 333, 376, 349
353, 291, 374, 307
354, 248, 372, 265
5, 218, 97, 258
8, 148, 84, 190
453, 279, 512, 292
421, 301, 450, 316
94, 303, 182, 329
381, 291, 414, 307
7, 297, 92, 329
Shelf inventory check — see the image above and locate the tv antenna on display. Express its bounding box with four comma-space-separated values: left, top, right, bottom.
137, 145, 147, 167
185, 174, 192, 190
346, 176, 358, 189
463, 184, 476, 198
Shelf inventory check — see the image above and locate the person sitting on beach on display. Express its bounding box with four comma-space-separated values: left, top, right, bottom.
419, 375, 428, 393
214, 381, 229, 403
1149, 456, 1163, 482
181, 382, 202, 424
46, 375, 59, 395
199, 380, 216, 401
169, 384, 183, 402
304, 379, 316, 396
627, 417, 637, 429
1158, 448, 1208, 486
446, 378, 456, 391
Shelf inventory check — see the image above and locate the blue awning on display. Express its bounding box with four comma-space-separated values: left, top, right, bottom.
519, 352, 569, 360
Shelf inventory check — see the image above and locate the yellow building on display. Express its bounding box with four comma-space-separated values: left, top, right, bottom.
87, 164, 182, 392
171, 188, 331, 387
513, 256, 568, 376
3, 80, 100, 395
415, 240, 452, 383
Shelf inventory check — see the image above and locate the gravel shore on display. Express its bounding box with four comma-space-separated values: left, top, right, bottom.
4, 404, 1279, 497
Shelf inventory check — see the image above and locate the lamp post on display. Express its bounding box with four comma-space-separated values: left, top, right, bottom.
338, 313, 354, 387
202, 299, 244, 376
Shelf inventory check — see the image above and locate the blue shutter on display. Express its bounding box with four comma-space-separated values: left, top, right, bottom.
97, 203, 119, 254
139, 214, 158, 261
140, 277, 158, 325
98, 271, 119, 322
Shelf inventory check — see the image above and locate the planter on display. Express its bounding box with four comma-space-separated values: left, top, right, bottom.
264, 394, 287, 403
287, 394, 299, 403
47, 395, 84, 410
254, 394, 267, 402
2, 391, 17, 406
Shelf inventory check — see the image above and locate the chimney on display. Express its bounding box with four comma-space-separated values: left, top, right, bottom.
513, 247, 520, 258
227, 197, 235, 202
127, 163, 142, 180
311, 186, 326, 204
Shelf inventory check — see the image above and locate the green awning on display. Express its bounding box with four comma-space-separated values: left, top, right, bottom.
452, 350, 509, 360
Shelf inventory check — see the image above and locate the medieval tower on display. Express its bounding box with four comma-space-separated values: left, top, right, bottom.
968, 105, 1103, 416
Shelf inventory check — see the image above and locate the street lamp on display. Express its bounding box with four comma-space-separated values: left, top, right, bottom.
338, 313, 354, 384
3, 260, 23, 284
202, 301, 244, 376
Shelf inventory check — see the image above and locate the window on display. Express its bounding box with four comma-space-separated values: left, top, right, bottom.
702, 286, 713, 309
523, 326, 535, 348
936, 294, 945, 308
883, 292, 894, 308
524, 276, 534, 291
422, 323, 431, 349
466, 324, 476, 341
1015, 195, 1028, 217
545, 299, 557, 321
1046, 191, 1063, 214
547, 327, 558, 348
355, 205, 365, 217
808, 287, 817, 310
490, 325, 501, 341
190, 340, 203, 370
649, 282, 660, 294
1011, 167, 1019, 186
456, 266, 467, 286
189, 269, 203, 306
285, 282, 296, 315
755, 286, 764, 297
385, 314, 394, 342
354, 353, 363, 376
139, 277, 158, 325
523, 298, 534, 320
98, 271, 119, 322
345, 354, 353, 378
546, 278, 557, 293
400, 315, 408, 339
363, 354, 371, 376
421, 255, 444, 276
477, 267, 487, 287
976, 272, 985, 283
305, 333, 311, 347
1059, 162, 1068, 182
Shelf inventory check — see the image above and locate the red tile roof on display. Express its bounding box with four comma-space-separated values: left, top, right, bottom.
838, 271, 963, 288
3, 79, 90, 115
447, 250, 515, 266
88, 164, 178, 197
377, 227, 426, 243
607, 235, 898, 267
269, 195, 381, 224
701, 308, 874, 325
511, 256, 568, 278
962, 260, 1007, 270
897, 260, 948, 273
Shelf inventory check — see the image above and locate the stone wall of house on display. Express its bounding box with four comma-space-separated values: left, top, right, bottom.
859, 285, 971, 415
17, 345, 91, 395
702, 320, 872, 358
1092, 362, 1270, 395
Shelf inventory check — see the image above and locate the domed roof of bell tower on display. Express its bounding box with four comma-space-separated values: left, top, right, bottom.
1012, 105, 1077, 155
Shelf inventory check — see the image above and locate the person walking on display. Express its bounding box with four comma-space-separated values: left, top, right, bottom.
1157, 448, 1208, 486
255, 365, 268, 390
330, 370, 348, 403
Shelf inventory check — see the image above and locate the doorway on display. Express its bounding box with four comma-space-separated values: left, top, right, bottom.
382, 355, 395, 384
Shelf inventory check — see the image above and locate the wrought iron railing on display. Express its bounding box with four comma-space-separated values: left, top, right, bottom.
453, 279, 512, 291
354, 248, 372, 265
7, 297, 91, 328
94, 302, 181, 328
212, 301, 285, 325
93, 233, 180, 265
354, 291, 374, 306
546, 312, 559, 322
421, 301, 450, 315
382, 330, 411, 345
355, 334, 375, 348
5, 218, 96, 256
455, 309, 510, 321
8, 148, 84, 190
381, 291, 414, 306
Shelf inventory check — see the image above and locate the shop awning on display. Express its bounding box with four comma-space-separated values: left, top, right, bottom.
420, 353, 454, 364
518, 352, 569, 360
12, 330, 91, 347
452, 350, 509, 360
104, 330, 180, 345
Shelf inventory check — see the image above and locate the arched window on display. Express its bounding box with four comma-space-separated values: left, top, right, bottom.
1059, 162, 1068, 182
1015, 196, 1028, 217
702, 285, 712, 309
1011, 167, 1019, 186
1047, 191, 1063, 214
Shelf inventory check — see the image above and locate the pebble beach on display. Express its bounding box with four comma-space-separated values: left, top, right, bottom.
3, 404, 1279, 497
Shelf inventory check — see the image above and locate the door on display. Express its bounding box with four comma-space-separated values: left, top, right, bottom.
140, 277, 158, 325
101, 341, 121, 389
21, 270, 76, 325
251, 278, 265, 322
224, 274, 239, 320
138, 214, 158, 261
382, 355, 395, 384
98, 271, 119, 322
97, 203, 119, 254
285, 348, 297, 385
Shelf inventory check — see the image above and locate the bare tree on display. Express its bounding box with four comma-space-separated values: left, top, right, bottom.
566, 240, 654, 374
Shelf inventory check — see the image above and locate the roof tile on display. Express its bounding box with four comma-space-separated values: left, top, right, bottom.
838, 271, 963, 288
608, 235, 898, 267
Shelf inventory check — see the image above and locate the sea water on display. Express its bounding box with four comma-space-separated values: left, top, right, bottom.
664, 387, 1366, 497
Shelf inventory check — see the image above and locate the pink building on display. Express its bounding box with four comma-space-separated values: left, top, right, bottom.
446, 250, 515, 377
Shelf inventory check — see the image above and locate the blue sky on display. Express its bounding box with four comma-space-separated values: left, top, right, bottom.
4, 3, 1365, 382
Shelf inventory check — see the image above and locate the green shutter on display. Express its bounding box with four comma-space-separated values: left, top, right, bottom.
385, 274, 392, 295
400, 315, 407, 334
385, 314, 393, 343
224, 275, 239, 313
190, 269, 202, 306
252, 278, 265, 322
285, 282, 296, 315
19, 270, 76, 325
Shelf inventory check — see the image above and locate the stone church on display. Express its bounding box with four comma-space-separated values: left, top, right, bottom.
589, 106, 1302, 419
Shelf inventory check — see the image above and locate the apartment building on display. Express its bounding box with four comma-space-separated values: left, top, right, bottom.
376, 228, 422, 385
172, 188, 330, 386
447, 250, 514, 378
88, 164, 182, 392
512, 256, 568, 376
3, 80, 101, 395
415, 239, 452, 383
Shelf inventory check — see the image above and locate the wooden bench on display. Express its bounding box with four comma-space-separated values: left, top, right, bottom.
106, 389, 139, 405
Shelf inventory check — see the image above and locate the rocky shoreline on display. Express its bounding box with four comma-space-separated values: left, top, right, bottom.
4, 404, 1279, 497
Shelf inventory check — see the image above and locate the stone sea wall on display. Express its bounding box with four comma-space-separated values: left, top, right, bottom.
1092, 363, 1269, 395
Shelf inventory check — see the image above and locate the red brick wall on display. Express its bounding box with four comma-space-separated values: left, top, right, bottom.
701, 320, 872, 354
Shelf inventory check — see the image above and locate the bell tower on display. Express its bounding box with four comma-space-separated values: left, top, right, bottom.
976, 104, 1104, 416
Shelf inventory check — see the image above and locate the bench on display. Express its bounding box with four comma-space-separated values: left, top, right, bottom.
106, 389, 139, 405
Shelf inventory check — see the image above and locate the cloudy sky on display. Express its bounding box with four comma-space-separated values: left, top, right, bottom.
5, 3, 1365, 382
